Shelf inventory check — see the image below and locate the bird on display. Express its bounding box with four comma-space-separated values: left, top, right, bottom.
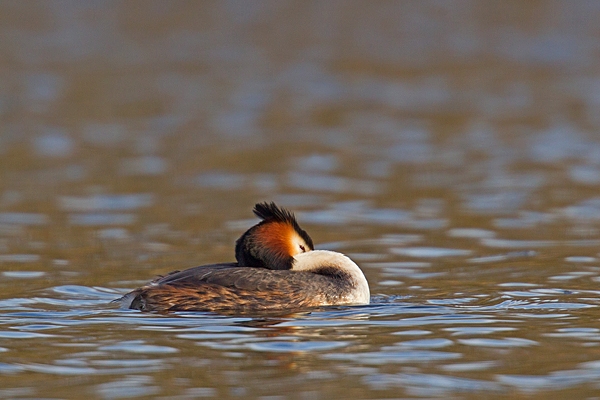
117, 202, 370, 312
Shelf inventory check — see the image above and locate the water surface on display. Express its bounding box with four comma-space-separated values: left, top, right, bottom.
2, 2, 600, 399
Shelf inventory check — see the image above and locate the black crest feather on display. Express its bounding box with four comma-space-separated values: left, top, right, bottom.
253, 202, 297, 224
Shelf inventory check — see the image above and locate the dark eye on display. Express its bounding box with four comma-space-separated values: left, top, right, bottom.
299, 244, 306, 252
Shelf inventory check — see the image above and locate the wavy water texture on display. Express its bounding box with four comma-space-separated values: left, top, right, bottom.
3, 2, 600, 399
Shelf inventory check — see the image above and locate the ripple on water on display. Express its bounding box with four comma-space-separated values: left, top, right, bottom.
496, 369, 600, 392
299, 205, 447, 228
59, 194, 154, 211
544, 328, 600, 341
378, 280, 404, 286
390, 338, 453, 349
441, 361, 498, 372
195, 171, 247, 190
0, 331, 55, 339
372, 262, 440, 280
468, 250, 537, 263
561, 197, 600, 221
21, 363, 98, 375
363, 372, 501, 395
323, 350, 461, 365
444, 327, 517, 336
247, 340, 349, 353
52, 285, 120, 299
98, 340, 179, 354
187, 331, 349, 353
0, 212, 48, 225
392, 329, 432, 336
91, 359, 165, 368
458, 338, 538, 348
480, 238, 556, 248
549, 271, 596, 281
565, 256, 597, 263
177, 333, 249, 341
119, 156, 169, 176
0, 362, 23, 374
390, 247, 472, 258
2, 271, 45, 278
447, 228, 496, 239
0, 255, 40, 263
67, 213, 136, 226
493, 211, 553, 228
95, 376, 159, 399
498, 282, 540, 288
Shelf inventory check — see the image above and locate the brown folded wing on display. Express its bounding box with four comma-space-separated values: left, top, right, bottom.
123, 264, 350, 312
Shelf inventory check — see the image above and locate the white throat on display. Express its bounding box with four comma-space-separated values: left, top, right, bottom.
292, 250, 370, 304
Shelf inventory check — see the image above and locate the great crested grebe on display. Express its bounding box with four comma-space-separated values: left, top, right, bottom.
118, 202, 370, 312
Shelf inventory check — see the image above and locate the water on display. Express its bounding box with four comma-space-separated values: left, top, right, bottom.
3, 2, 600, 398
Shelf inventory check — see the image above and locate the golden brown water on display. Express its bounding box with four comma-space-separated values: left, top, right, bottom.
3, 2, 600, 398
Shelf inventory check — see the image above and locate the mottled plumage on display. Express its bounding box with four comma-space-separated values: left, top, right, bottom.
123, 262, 355, 312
